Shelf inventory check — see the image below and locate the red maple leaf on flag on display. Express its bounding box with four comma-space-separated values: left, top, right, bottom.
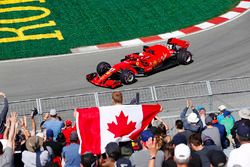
107, 111, 136, 138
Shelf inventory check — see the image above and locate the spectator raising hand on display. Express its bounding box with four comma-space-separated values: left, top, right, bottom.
146, 137, 160, 167
0, 112, 17, 167
0, 92, 9, 136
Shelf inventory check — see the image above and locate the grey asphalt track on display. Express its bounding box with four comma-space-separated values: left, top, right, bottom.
0, 11, 250, 101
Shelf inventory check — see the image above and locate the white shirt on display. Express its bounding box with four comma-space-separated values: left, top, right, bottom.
227, 143, 250, 167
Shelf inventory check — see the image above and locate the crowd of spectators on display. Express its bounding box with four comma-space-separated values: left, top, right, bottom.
0, 91, 250, 167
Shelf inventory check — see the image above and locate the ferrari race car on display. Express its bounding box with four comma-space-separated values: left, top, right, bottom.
86, 38, 193, 88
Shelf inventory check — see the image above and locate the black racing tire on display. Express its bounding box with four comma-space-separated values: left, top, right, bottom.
176, 49, 193, 65
120, 69, 135, 85
96, 62, 111, 76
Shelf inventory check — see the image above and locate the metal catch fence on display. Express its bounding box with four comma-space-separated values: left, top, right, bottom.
1, 76, 250, 129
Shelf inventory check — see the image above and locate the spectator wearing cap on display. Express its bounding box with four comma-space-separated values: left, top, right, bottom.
219, 110, 235, 137
209, 113, 228, 149
189, 133, 221, 167
196, 105, 207, 128
180, 100, 203, 133
62, 131, 81, 167
207, 150, 227, 167
217, 105, 235, 123
0, 92, 9, 136
101, 142, 132, 167
81, 152, 98, 167
174, 144, 190, 167
231, 108, 250, 148
22, 136, 49, 166
42, 109, 64, 140
62, 119, 76, 145
130, 130, 164, 167
227, 120, 250, 167
43, 129, 63, 166
202, 115, 222, 148
174, 119, 192, 143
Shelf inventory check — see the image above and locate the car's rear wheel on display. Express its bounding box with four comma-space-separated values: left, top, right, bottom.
96, 62, 111, 76
176, 49, 193, 65
120, 69, 135, 85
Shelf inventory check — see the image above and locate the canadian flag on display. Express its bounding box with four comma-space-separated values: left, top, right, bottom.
76, 104, 161, 154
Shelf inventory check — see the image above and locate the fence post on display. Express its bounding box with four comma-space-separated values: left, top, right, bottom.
94, 92, 100, 107
36, 98, 43, 123
206, 81, 213, 111
151, 86, 157, 102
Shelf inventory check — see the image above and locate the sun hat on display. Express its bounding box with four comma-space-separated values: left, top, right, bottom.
187, 113, 199, 123
26, 136, 43, 152
238, 108, 250, 120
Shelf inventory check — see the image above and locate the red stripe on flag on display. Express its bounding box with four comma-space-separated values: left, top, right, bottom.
97, 42, 122, 48
232, 7, 248, 13
207, 17, 229, 24
180, 26, 202, 34
77, 107, 101, 154
140, 36, 163, 43
130, 104, 161, 140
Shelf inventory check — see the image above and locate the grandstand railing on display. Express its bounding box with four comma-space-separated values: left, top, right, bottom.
1, 76, 250, 129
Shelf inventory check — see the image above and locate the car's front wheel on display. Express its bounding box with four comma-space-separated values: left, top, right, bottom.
176, 49, 193, 65
96, 62, 111, 76
120, 69, 135, 85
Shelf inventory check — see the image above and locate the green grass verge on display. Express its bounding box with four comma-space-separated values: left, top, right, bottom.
0, 0, 240, 60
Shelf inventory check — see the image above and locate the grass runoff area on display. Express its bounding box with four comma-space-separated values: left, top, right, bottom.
0, 0, 240, 60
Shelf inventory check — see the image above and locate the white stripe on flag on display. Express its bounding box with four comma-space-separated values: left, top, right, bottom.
99, 105, 143, 153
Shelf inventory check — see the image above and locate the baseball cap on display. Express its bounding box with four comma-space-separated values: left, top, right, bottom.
70, 131, 78, 142
140, 130, 154, 142
236, 120, 250, 140
218, 105, 226, 111
65, 119, 72, 126
205, 116, 213, 125
116, 158, 132, 167
174, 144, 190, 163
49, 109, 57, 116
105, 142, 120, 161
196, 105, 205, 111
207, 150, 227, 167
81, 152, 97, 167
223, 110, 231, 117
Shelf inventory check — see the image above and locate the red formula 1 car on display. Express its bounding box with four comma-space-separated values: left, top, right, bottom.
86, 38, 193, 88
